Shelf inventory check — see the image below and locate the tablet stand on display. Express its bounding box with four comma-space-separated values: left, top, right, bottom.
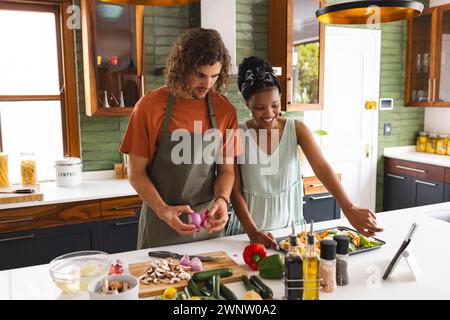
393, 243, 421, 281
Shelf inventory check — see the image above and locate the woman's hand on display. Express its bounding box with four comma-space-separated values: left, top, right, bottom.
248, 229, 280, 250
207, 198, 229, 234
343, 204, 384, 237
156, 204, 198, 236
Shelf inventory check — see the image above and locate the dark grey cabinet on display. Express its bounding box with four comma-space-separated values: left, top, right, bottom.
445, 184, 450, 202
412, 178, 445, 206
303, 193, 341, 223
383, 173, 413, 211
0, 221, 102, 271
101, 215, 139, 254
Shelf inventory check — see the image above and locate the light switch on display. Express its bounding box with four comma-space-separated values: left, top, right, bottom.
384, 123, 391, 136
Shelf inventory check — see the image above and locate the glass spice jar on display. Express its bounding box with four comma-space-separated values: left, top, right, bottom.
416, 131, 427, 152
20, 152, 37, 186
436, 134, 447, 155
319, 240, 337, 293
334, 235, 350, 286
426, 133, 438, 154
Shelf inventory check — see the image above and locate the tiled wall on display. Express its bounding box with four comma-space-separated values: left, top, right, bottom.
74, 0, 268, 171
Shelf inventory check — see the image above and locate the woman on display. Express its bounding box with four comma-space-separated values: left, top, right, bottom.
227, 56, 383, 249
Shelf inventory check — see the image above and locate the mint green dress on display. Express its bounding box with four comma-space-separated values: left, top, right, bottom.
226, 118, 304, 235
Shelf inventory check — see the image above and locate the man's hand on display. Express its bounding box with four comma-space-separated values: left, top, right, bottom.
343, 204, 384, 237
156, 205, 198, 236
206, 198, 229, 234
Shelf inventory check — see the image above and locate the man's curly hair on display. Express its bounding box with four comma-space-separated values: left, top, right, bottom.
165, 28, 231, 95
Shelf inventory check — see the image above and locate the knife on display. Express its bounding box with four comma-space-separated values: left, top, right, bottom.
148, 250, 222, 261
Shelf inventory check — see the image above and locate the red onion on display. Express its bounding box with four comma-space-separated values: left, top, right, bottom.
180, 255, 190, 267
190, 257, 203, 271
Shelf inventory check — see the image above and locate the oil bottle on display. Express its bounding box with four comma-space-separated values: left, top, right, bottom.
303, 221, 320, 300
284, 221, 303, 300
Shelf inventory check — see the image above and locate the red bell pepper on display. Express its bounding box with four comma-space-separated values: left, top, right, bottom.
243, 243, 267, 270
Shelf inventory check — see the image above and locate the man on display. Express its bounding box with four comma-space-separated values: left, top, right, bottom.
120, 28, 240, 248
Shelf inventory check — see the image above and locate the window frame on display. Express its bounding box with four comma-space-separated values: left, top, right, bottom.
0, 0, 80, 157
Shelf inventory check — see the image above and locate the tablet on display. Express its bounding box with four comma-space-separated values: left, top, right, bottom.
382, 223, 418, 280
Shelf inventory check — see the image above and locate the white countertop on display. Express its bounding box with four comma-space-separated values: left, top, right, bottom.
0, 171, 137, 210
1, 201, 450, 300
384, 146, 450, 168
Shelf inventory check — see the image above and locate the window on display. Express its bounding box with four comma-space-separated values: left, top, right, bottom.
0, 1, 79, 183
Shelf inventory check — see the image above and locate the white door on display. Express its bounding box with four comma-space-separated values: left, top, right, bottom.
303, 26, 381, 211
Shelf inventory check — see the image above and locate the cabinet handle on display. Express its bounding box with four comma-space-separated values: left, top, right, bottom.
0, 234, 35, 243
415, 180, 437, 187
309, 195, 333, 201
141, 75, 145, 97
113, 220, 139, 227
111, 204, 142, 211
0, 217, 34, 225
433, 78, 437, 102
307, 183, 323, 188
428, 78, 432, 102
386, 173, 406, 180
395, 165, 427, 174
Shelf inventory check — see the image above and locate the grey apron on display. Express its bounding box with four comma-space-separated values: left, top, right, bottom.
137, 92, 224, 248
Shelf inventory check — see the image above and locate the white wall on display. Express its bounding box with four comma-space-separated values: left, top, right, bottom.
430, 0, 450, 7
424, 108, 450, 134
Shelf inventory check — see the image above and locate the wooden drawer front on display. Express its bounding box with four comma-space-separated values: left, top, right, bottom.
385, 157, 445, 183
0, 201, 101, 233
100, 196, 142, 219
446, 169, 450, 184
303, 174, 341, 195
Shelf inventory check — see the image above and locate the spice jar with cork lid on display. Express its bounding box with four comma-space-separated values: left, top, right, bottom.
20, 152, 37, 186
319, 239, 337, 293
334, 235, 350, 286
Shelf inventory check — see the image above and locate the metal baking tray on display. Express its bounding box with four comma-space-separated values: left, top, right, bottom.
276, 226, 386, 255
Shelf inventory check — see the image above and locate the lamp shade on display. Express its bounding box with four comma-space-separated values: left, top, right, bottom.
316, 0, 424, 24
99, 0, 199, 6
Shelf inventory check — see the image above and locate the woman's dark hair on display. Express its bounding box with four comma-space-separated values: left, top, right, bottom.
165, 28, 231, 95
237, 56, 282, 101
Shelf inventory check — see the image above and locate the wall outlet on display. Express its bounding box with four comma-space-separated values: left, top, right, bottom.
384, 123, 392, 136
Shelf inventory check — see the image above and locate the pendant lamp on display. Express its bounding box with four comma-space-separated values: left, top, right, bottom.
316, 0, 424, 24
99, 0, 199, 6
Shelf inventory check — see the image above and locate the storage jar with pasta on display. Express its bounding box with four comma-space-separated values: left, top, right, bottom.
0, 152, 10, 188
20, 152, 37, 186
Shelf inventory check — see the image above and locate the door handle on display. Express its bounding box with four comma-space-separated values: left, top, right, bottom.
395, 165, 426, 174
415, 180, 437, 187
0, 217, 34, 225
111, 205, 142, 211
433, 78, 437, 102
428, 78, 432, 102
113, 220, 139, 227
365, 144, 370, 158
309, 195, 333, 201
387, 173, 406, 180
0, 234, 35, 243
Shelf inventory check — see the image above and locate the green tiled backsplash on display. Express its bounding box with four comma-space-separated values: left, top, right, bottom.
75, 0, 427, 211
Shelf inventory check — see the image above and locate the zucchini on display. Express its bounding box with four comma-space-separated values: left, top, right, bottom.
200, 286, 213, 297
187, 279, 203, 297
219, 283, 237, 300
183, 286, 192, 300
211, 274, 221, 299
176, 292, 188, 300
250, 275, 273, 299
192, 268, 233, 283
241, 275, 262, 295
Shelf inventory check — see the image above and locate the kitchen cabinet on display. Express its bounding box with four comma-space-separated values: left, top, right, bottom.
303, 192, 341, 223
445, 184, 450, 202
0, 195, 142, 269
0, 222, 102, 271
406, 3, 450, 107
268, 0, 325, 111
81, 0, 145, 116
383, 157, 446, 211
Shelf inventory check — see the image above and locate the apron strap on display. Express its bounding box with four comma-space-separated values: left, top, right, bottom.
207, 93, 218, 130
162, 93, 176, 133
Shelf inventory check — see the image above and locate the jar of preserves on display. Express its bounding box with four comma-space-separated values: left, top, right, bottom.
20, 152, 37, 186
436, 135, 447, 155
0, 153, 10, 188
447, 136, 450, 156
426, 133, 437, 154
416, 131, 427, 152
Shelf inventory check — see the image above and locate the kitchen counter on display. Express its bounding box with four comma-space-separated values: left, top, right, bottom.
1, 201, 450, 300
0, 171, 137, 210
384, 146, 450, 168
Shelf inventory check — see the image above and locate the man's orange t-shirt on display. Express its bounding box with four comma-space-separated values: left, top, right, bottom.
120, 86, 241, 163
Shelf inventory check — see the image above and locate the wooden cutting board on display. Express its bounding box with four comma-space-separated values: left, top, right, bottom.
0, 192, 43, 204
128, 251, 246, 298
